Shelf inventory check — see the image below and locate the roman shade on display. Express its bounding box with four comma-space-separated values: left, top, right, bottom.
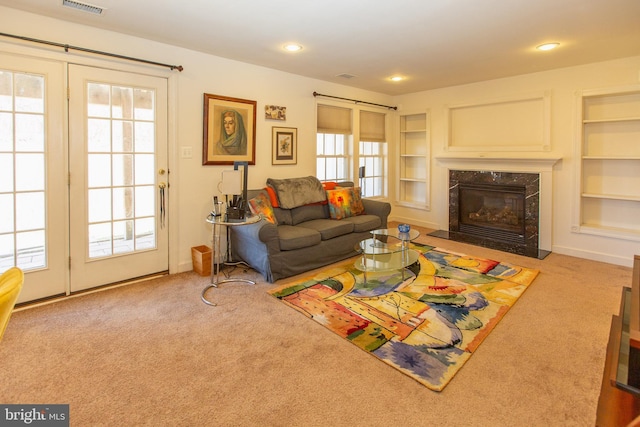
317, 105, 352, 134
359, 110, 386, 142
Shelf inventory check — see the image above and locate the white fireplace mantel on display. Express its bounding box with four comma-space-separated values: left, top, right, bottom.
435, 152, 562, 252
435, 152, 562, 172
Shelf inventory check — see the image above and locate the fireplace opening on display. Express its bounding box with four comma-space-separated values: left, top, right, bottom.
428, 169, 548, 259
458, 183, 526, 244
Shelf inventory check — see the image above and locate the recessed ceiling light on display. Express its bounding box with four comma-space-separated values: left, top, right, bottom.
536, 42, 560, 51
283, 43, 303, 52
390, 76, 404, 82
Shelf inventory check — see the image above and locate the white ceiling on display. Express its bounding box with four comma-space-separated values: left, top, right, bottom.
1, 0, 639, 95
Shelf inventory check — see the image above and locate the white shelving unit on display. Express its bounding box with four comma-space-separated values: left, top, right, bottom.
575, 86, 640, 240
397, 111, 429, 209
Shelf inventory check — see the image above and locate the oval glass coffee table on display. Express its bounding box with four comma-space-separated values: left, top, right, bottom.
354, 228, 420, 283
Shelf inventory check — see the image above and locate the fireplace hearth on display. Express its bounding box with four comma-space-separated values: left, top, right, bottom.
430, 170, 550, 259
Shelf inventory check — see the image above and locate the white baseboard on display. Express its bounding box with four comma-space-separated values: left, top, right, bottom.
552, 244, 634, 267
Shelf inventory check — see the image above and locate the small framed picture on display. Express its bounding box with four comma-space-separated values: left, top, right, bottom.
265, 105, 286, 120
272, 126, 297, 165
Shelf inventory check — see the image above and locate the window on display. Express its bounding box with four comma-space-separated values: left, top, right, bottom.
316, 133, 349, 182
316, 104, 387, 197
359, 141, 386, 197
316, 104, 352, 182
358, 110, 386, 197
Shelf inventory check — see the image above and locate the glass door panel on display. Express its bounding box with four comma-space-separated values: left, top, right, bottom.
68, 65, 168, 292
0, 53, 66, 302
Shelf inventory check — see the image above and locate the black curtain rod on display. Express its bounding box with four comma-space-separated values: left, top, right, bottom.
313, 91, 397, 110
0, 32, 184, 72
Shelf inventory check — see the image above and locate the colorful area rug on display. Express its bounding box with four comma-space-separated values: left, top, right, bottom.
269, 242, 539, 391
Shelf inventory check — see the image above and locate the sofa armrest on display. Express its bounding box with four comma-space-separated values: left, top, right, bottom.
257, 221, 281, 252
229, 219, 281, 282
363, 199, 391, 228
231, 219, 280, 253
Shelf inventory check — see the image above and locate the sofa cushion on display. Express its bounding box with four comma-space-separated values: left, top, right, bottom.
273, 207, 293, 225
326, 187, 365, 220
297, 219, 354, 240
291, 204, 328, 225
277, 225, 321, 251
342, 214, 382, 232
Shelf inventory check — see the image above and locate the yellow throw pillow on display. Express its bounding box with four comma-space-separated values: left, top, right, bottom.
326, 187, 365, 220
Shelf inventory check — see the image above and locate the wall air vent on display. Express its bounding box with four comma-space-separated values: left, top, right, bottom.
62, 0, 104, 15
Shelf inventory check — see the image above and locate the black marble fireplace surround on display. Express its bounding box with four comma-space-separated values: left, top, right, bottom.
430, 170, 549, 259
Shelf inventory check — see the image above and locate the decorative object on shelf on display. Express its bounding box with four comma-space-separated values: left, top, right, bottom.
203, 93, 256, 165
265, 105, 286, 120
271, 126, 297, 165
398, 223, 411, 233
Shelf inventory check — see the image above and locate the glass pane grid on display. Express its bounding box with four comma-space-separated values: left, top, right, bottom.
86, 82, 157, 259
316, 133, 350, 182
0, 70, 46, 274
359, 140, 386, 197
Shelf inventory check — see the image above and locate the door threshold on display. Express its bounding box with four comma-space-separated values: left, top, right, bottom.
15, 271, 169, 311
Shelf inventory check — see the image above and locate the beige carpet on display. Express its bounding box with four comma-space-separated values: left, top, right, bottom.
0, 226, 632, 426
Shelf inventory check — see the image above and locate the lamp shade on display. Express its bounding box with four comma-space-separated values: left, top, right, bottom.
221, 170, 242, 195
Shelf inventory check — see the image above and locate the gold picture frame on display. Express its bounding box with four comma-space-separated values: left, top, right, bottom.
272, 126, 297, 165
203, 93, 256, 165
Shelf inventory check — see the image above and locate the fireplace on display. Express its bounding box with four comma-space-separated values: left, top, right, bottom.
442, 170, 548, 258
457, 182, 526, 244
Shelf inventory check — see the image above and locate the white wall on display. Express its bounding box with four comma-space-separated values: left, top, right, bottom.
0, 6, 393, 273
2, 5, 639, 270
391, 56, 640, 267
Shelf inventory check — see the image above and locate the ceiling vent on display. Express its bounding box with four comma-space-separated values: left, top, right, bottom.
62, 0, 104, 15
336, 73, 357, 79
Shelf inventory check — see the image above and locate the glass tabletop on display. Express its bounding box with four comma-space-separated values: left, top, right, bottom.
206, 213, 261, 226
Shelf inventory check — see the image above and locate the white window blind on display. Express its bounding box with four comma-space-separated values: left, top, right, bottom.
317, 105, 352, 134
359, 110, 386, 142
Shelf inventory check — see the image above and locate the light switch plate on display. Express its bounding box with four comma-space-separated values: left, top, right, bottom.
181, 146, 192, 159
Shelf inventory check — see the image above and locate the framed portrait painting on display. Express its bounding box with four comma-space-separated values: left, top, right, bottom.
272, 126, 297, 165
203, 93, 256, 165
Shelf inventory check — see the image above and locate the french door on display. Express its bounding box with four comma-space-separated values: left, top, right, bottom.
0, 54, 67, 302
0, 53, 169, 303
68, 65, 169, 292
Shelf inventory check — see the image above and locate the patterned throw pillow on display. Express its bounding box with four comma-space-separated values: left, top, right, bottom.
326, 187, 365, 220
352, 187, 365, 215
248, 192, 278, 224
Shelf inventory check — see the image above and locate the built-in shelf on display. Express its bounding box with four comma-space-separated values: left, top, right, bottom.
584, 116, 640, 124
397, 111, 429, 210
574, 86, 640, 241
583, 193, 640, 202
